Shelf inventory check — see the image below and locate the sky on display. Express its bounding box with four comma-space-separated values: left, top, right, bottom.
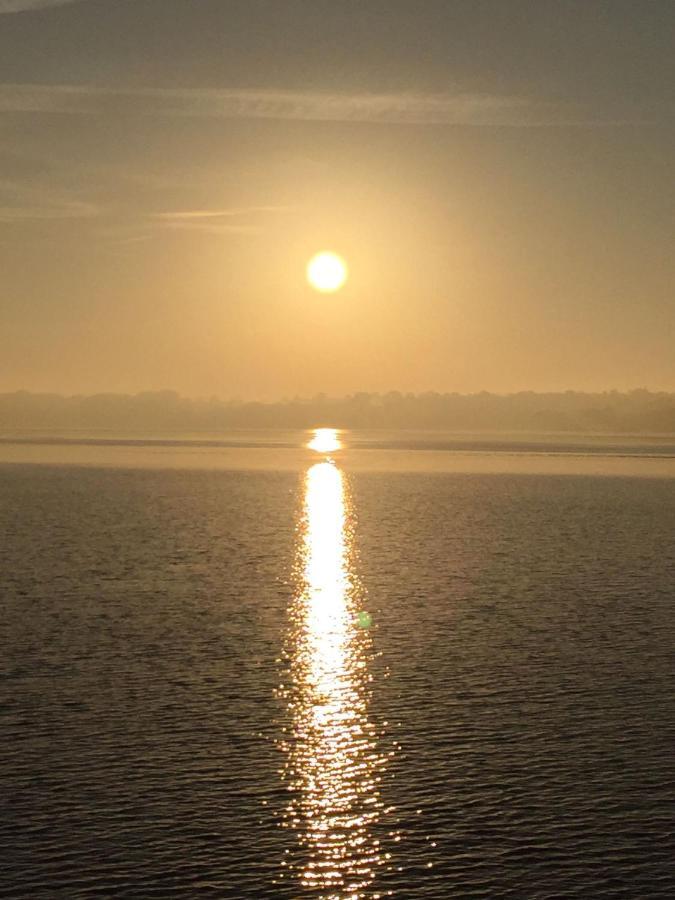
1, 0, 674, 399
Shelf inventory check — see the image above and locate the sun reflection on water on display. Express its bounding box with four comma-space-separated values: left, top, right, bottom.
279, 460, 385, 897
307, 428, 342, 454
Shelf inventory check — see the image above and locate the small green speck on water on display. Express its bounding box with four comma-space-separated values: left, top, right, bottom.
357, 611, 372, 629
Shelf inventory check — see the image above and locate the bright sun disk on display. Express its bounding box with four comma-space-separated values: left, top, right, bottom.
307, 252, 348, 293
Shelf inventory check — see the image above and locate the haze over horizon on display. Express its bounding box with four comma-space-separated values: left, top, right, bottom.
2, 1, 674, 398
3, 386, 675, 434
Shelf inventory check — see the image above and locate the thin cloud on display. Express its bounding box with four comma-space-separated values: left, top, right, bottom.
0, 0, 86, 13
0, 178, 97, 222
159, 221, 262, 237
152, 205, 290, 236
155, 206, 291, 222
0, 84, 98, 115
0, 202, 95, 221
0, 83, 635, 127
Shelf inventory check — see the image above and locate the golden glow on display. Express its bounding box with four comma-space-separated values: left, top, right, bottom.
279, 461, 384, 896
307, 251, 348, 293
307, 427, 342, 454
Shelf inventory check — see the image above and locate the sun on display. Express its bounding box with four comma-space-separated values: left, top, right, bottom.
307, 251, 348, 293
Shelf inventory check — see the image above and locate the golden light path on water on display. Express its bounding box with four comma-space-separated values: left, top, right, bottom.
307, 427, 343, 454
279, 429, 388, 897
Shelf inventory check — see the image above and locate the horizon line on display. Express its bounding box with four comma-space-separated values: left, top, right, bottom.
2, 387, 674, 402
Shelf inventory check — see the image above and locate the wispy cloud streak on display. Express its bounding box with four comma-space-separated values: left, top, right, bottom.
155, 206, 291, 222
0, 0, 85, 13
0, 177, 97, 221
0, 202, 95, 221
152, 207, 291, 237
0, 83, 636, 127
159, 221, 262, 237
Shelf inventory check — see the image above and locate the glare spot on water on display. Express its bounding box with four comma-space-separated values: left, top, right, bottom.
307, 427, 342, 454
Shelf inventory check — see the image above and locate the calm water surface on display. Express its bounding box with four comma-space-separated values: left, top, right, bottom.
1, 430, 674, 897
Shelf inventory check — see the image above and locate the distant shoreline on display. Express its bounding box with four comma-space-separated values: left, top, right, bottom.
2, 389, 675, 435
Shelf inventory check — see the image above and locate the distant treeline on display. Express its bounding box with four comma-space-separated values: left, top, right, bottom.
1, 389, 675, 433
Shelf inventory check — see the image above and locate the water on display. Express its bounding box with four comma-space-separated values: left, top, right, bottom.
1, 431, 674, 897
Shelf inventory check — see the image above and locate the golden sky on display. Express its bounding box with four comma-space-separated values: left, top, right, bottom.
1, 1, 674, 398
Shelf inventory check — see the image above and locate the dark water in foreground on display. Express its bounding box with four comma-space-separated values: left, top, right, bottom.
1, 433, 675, 898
